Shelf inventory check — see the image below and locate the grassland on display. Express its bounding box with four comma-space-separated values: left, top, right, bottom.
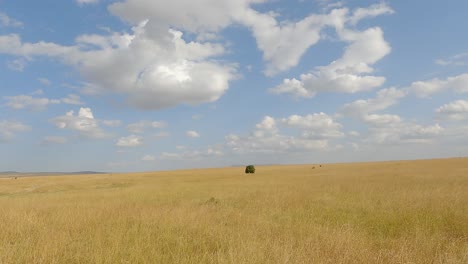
0, 158, 467, 263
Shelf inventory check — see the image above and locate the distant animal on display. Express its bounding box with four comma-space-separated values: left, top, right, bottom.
312, 166, 315, 169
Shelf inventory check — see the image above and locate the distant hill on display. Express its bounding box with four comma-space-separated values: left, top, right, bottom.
0, 171, 107, 178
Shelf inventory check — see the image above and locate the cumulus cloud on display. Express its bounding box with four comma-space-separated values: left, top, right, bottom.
409, 73, 468, 97
280, 113, 344, 139
0, 120, 30, 142
340, 87, 407, 117
435, 52, 468, 67
60, 94, 83, 105
102, 120, 122, 127
76, 0, 99, 5
341, 89, 443, 145
348, 2, 395, 25
4, 95, 60, 111
364, 115, 443, 145
127, 120, 166, 133
0, 2, 396, 109
0, 20, 236, 110
186, 130, 200, 138
226, 114, 343, 154
267, 2, 394, 96
3, 94, 83, 111
38, 78, 52, 86
436, 100, 468, 121
238, 3, 392, 75
271, 24, 391, 97
6, 58, 27, 72
238, 8, 336, 76
50, 107, 107, 138
116, 135, 143, 147
0, 12, 23, 28
108, 0, 261, 33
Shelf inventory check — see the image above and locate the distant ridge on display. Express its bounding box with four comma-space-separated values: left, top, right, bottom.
0, 171, 19, 174
0, 171, 107, 178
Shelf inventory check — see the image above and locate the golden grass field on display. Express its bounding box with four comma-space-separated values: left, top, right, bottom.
0, 158, 467, 263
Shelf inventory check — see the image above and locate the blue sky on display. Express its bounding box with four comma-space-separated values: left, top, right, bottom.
1, 0, 467, 172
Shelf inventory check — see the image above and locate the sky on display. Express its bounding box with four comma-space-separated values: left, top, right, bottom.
1, 0, 467, 172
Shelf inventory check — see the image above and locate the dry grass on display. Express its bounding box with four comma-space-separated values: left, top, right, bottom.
0, 158, 467, 263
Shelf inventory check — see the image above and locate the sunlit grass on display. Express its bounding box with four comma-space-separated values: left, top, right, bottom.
1, 158, 467, 263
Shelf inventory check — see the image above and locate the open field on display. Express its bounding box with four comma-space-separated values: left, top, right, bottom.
0, 158, 467, 263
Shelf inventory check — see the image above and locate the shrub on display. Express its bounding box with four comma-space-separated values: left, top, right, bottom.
245, 165, 255, 174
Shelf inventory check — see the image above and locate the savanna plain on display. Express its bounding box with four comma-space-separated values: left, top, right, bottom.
0, 158, 467, 263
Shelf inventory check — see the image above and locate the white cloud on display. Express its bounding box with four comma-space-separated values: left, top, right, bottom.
435, 52, 468, 66
280, 113, 344, 139
238, 3, 392, 75
362, 114, 401, 126
60, 94, 84, 105
127, 120, 166, 133
40, 136, 67, 145
0, 19, 236, 110
340, 88, 442, 145
267, 3, 394, 95
269, 3, 393, 95
50, 107, 107, 138
102, 120, 122, 127
0, 2, 396, 109
186, 130, 200, 138
349, 111, 443, 145
348, 2, 395, 25
226, 114, 343, 154
79, 82, 106, 95
340, 87, 407, 117
0, 34, 73, 57
238, 8, 336, 76
410, 73, 468, 97
108, 0, 267, 33
76, 0, 99, 5
3, 94, 83, 111
31, 89, 44, 95
271, 26, 391, 97
0, 12, 23, 28
116, 135, 143, 147
436, 100, 468, 121
4, 95, 60, 111
38, 78, 52, 86
364, 116, 443, 145
255, 116, 277, 132
314, 0, 344, 11
6, 58, 27, 72
0, 120, 30, 142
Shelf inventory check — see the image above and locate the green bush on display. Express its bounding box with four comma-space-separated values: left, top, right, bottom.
245, 165, 255, 174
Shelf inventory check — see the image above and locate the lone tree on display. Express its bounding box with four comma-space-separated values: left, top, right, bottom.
245, 165, 255, 174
